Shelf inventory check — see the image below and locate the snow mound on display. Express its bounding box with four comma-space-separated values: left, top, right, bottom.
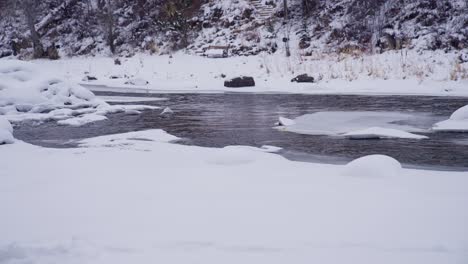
0, 60, 102, 108
79, 129, 179, 148
343, 127, 428, 140
0, 60, 160, 126
344, 155, 402, 178
278, 111, 427, 136
433, 105, 468, 132
0, 116, 14, 144
57, 114, 108, 126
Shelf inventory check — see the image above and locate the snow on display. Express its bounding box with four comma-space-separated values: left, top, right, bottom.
97, 96, 167, 103
0, 116, 14, 144
343, 155, 402, 178
277, 111, 426, 137
205, 49, 226, 58
433, 105, 468, 132
161, 107, 174, 115
343, 127, 428, 140
22, 51, 468, 96
125, 78, 149, 86
277, 116, 295, 126
0, 60, 161, 126
1, 130, 468, 264
57, 113, 108, 126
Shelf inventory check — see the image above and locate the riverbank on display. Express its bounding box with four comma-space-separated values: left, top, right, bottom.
26, 50, 468, 96
1, 129, 468, 264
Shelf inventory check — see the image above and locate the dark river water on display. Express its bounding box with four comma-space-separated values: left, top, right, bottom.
13, 92, 468, 170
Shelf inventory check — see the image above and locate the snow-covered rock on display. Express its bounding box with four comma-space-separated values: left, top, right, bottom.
57, 114, 108, 126
0, 60, 160, 126
161, 107, 174, 115
0, 116, 14, 144
0, 60, 106, 119
433, 105, 468, 132
344, 155, 402, 178
276, 116, 295, 126
343, 127, 428, 140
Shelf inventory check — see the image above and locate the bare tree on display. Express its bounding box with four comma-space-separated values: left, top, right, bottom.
283, 0, 291, 57
98, 0, 117, 54
20, 0, 44, 58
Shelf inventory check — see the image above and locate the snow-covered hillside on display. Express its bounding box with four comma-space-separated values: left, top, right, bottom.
1, 0, 467, 58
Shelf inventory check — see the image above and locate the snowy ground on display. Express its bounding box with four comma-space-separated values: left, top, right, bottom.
1, 129, 468, 264
25, 50, 468, 96
1, 55, 468, 263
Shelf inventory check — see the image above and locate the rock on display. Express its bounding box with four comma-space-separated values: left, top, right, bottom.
46, 44, 60, 60
224, 76, 255, 88
291, 74, 314, 83
82, 76, 98, 81
459, 53, 468, 63
15, 104, 33, 112
114, 58, 122, 65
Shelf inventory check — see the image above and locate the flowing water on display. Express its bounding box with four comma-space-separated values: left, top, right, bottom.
13, 92, 468, 170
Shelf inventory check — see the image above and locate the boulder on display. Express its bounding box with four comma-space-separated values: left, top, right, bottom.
291, 74, 314, 83
224, 76, 255, 88
82, 76, 98, 81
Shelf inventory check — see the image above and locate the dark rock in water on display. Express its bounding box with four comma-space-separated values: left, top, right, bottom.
114, 58, 121, 65
224, 76, 255, 88
82, 76, 98, 81
291, 74, 314, 83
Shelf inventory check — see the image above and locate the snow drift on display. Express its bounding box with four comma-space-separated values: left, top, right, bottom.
0, 59, 158, 126
433, 105, 468, 132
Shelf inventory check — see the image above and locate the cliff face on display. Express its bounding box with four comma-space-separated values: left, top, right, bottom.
0, 0, 467, 58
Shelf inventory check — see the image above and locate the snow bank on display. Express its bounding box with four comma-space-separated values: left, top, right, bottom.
277, 111, 426, 137
343, 127, 428, 139
79, 129, 179, 148
344, 155, 402, 178
57, 113, 108, 126
0, 60, 101, 109
1, 131, 467, 264
26, 51, 468, 96
0, 116, 14, 144
0, 60, 160, 126
433, 105, 468, 132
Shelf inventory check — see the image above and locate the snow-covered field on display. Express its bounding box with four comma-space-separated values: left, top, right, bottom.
24, 50, 468, 96
1, 129, 468, 264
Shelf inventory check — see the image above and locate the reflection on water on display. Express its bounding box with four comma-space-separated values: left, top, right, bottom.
13, 92, 468, 169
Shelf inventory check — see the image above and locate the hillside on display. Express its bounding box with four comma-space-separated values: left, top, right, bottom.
0, 0, 467, 59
